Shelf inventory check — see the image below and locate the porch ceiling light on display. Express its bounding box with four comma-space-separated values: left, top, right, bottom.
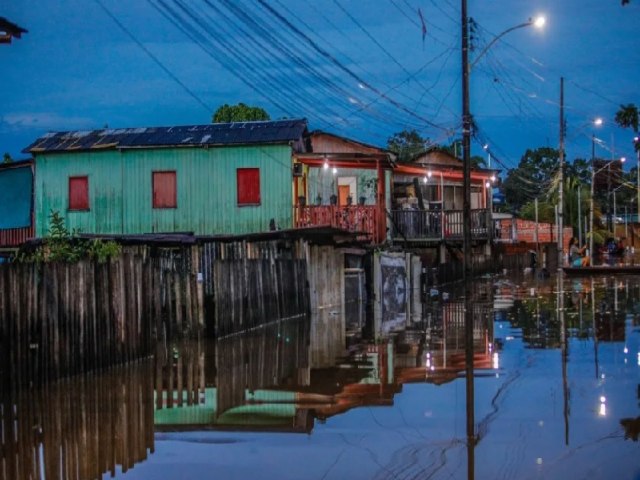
490, 175, 496, 182
423, 176, 428, 184
427, 170, 433, 178
485, 181, 491, 188
323, 159, 329, 170
332, 167, 338, 175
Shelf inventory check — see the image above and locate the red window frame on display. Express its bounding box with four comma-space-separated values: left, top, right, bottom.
152, 171, 177, 209
68, 176, 89, 211
237, 168, 261, 206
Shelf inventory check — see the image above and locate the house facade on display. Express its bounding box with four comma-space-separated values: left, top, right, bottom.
293, 131, 394, 244
390, 148, 498, 244
25, 120, 308, 237
0, 159, 33, 256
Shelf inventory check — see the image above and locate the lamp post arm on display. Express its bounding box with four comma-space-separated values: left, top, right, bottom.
470, 22, 531, 70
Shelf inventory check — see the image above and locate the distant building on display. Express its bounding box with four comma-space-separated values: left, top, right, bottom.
0, 17, 28, 44
0, 159, 33, 257
25, 120, 308, 237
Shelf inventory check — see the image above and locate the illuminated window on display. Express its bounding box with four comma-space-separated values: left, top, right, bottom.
68, 176, 89, 211
153, 171, 177, 209
237, 168, 260, 206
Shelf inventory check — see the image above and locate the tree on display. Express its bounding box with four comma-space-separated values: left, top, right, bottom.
566, 158, 591, 185
502, 147, 559, 211
212, 103, 270, 123
615, 104, 638, 134
615, 104, 639, 155
439, 138, 486, 167
2, 152, 12, 164
387, 129, 430, 162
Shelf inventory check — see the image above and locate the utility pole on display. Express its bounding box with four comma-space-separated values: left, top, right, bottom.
461, 0, 475, 470
558, 77, 565, 268
578, 187, 582, 246
462, 0, 472, 281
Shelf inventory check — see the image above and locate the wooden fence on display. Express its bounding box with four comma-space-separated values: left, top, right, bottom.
0, 361, 154, 480
0, 250, 202, 389
201, 239, 310, 337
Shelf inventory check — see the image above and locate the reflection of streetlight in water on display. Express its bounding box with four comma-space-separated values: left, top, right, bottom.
599, 396, 607, 417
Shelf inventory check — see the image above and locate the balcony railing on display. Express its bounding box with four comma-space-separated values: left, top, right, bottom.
390, 209, 489, 242
0, 226, 33, 249
294, 205, 381, 242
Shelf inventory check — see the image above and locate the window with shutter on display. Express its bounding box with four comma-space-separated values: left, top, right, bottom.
69, 176, 89, 211
152, 171, 177, 208
237, 168, 260, 206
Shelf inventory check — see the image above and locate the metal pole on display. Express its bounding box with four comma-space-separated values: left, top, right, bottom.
558, 77, 565, 269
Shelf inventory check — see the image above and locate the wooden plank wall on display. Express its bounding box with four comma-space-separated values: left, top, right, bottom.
154, 339, 206, 412
306, 245, 345, 369
0, 249, 203, 390
0, 360, 154, 480
201, 239, 310, 337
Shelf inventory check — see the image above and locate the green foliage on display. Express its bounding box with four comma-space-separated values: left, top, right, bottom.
519, 199, 555, 223
502, 147, 559, 211
387, 129, 430, 162
212, 103, 270, 123
438, 139, 486, 167
615, 103, 639, 152
2, 152, 12, 164
16, 210, 121, 263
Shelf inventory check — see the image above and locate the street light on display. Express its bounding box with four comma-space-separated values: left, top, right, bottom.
462, 10, 547, 278
589, 156, 625, 263
470, 16, 546, 70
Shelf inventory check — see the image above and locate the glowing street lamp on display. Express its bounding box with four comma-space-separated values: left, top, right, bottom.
470, 16, 546, 70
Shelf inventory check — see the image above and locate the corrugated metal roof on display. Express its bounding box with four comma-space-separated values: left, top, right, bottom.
24, 119, 308, 153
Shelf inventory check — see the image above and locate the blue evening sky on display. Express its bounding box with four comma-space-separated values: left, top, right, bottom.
1, 1, 639, 174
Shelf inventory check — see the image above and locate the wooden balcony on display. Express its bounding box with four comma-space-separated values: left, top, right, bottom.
390, 209, 490, 243
294, 205, 382, 243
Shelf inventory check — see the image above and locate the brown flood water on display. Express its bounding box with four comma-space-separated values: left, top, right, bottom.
1, 273, 639, 479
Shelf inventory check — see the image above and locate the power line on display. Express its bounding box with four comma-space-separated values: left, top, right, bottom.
93, 0, 213, 114
254, 0, 451, 133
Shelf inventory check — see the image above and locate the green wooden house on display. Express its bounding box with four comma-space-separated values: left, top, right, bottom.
24, 120, 308, 237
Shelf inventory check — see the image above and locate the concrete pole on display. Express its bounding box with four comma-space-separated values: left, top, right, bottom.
578, 187, 582, 246
558, 77, 565, 269
625, 205, 628, 239
590, 135, 595, 264
535, 197, 539, 254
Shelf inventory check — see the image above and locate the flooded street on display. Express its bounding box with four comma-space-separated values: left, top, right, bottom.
2, 273, 640, 480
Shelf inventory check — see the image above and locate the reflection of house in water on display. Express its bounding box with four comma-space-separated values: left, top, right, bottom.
154, 298, 496, 432
397, 300, 494, 385
155, 318, 314, 433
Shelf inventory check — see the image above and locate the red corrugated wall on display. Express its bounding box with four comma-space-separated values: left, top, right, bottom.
0, 226, 34, 248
